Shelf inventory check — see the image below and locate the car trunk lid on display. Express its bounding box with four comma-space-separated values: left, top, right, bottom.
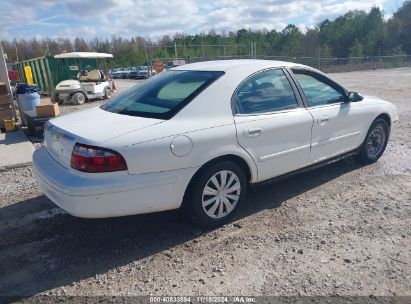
45, 107, 164, 169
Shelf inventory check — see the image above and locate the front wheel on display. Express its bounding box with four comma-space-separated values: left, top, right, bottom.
187, 161, 247, 227
51, 93, 64, 105
355, 118, 389, 164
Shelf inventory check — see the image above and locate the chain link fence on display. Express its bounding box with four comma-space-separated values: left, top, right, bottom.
150, 42, 411, 73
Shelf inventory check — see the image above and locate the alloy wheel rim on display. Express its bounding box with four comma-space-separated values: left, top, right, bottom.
366, 125, 386, 158
202, 170, 241, 219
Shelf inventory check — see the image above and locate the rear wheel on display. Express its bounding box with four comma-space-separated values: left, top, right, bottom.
187, 161, 247, 227
355, 118, 389, 164
103, 87, 112, 100
71, 92, 86, 105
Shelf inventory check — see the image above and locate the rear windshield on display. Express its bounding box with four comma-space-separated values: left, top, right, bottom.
101, 70, 224, 119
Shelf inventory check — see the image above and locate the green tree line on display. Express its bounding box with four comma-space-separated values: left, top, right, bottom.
1, 1, 410, 68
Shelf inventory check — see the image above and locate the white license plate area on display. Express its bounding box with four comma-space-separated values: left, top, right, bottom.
45, 126, 76, 168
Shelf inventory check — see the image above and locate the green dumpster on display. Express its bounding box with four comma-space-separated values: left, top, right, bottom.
13, 56, 98, 94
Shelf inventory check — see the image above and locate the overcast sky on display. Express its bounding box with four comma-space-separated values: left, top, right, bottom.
1, 0, 406, 40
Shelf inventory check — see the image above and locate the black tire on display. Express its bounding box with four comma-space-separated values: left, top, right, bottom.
103, 87, 112, 100
186, 161, 247, 228
355, 118, 389, 164
71, 92, 86, 105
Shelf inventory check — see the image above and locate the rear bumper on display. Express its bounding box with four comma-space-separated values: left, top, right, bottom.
32, 147, 197, 218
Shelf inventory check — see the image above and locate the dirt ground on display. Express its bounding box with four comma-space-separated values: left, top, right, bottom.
0, 68, 410, 301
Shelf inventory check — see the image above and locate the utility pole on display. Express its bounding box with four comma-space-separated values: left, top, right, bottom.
144, 43, 150, 77
14, 41, 19, 62
318, 47, 321, 70
254, 42, 257, 59
250, 42, 257, 59
148, 53, 153, 77
174, 41, 177, 58
44, 39, 50, 57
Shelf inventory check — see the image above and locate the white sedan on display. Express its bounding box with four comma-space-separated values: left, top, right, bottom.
33, 60, 399, 227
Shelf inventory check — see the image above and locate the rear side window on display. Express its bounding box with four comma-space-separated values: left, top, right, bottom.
101, 70, 223, 119
235, 69, 298, 114
292, 71, 346, 107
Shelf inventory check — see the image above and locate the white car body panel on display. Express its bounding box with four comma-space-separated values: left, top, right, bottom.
33, 60, 399, 218
45, 107, 164, 169
308, 102, 365, 163
120, 124, 258, 179
50, 107, 164, 145
33, 147, 195, 217
234, 108, 313, 181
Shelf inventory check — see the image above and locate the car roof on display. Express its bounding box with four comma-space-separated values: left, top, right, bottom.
54, 52, 113, 59
171, 59, 305, 72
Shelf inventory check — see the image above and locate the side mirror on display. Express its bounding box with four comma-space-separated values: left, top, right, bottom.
348, 91, 363, 102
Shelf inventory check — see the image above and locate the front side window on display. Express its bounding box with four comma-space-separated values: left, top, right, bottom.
235, 69, 298, 114
292, 70, 346, 107
101, 70, 223, 119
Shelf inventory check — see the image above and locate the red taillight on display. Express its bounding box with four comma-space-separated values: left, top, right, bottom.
71, 143, 127, 173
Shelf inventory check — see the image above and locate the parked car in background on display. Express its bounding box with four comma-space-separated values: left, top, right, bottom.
111, 69, 123, 79
121, 68, 132, 79
129, 67, 141, 79
33, 60, 398, 227
163, 64, 173, 71
137, 66, 156, 79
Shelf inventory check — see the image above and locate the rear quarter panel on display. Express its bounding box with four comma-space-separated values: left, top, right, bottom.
108, 122, 258, 181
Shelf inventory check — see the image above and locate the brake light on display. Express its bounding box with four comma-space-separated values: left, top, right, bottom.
71, 143, 127, 173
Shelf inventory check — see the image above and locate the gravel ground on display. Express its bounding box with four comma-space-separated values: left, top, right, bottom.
0, 68, 410, 301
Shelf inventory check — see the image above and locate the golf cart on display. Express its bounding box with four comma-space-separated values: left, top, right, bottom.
52, 52, 114, 105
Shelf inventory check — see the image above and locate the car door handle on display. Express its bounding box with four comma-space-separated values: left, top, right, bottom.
245, 127, 263, 137
318, 117, 330, 125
